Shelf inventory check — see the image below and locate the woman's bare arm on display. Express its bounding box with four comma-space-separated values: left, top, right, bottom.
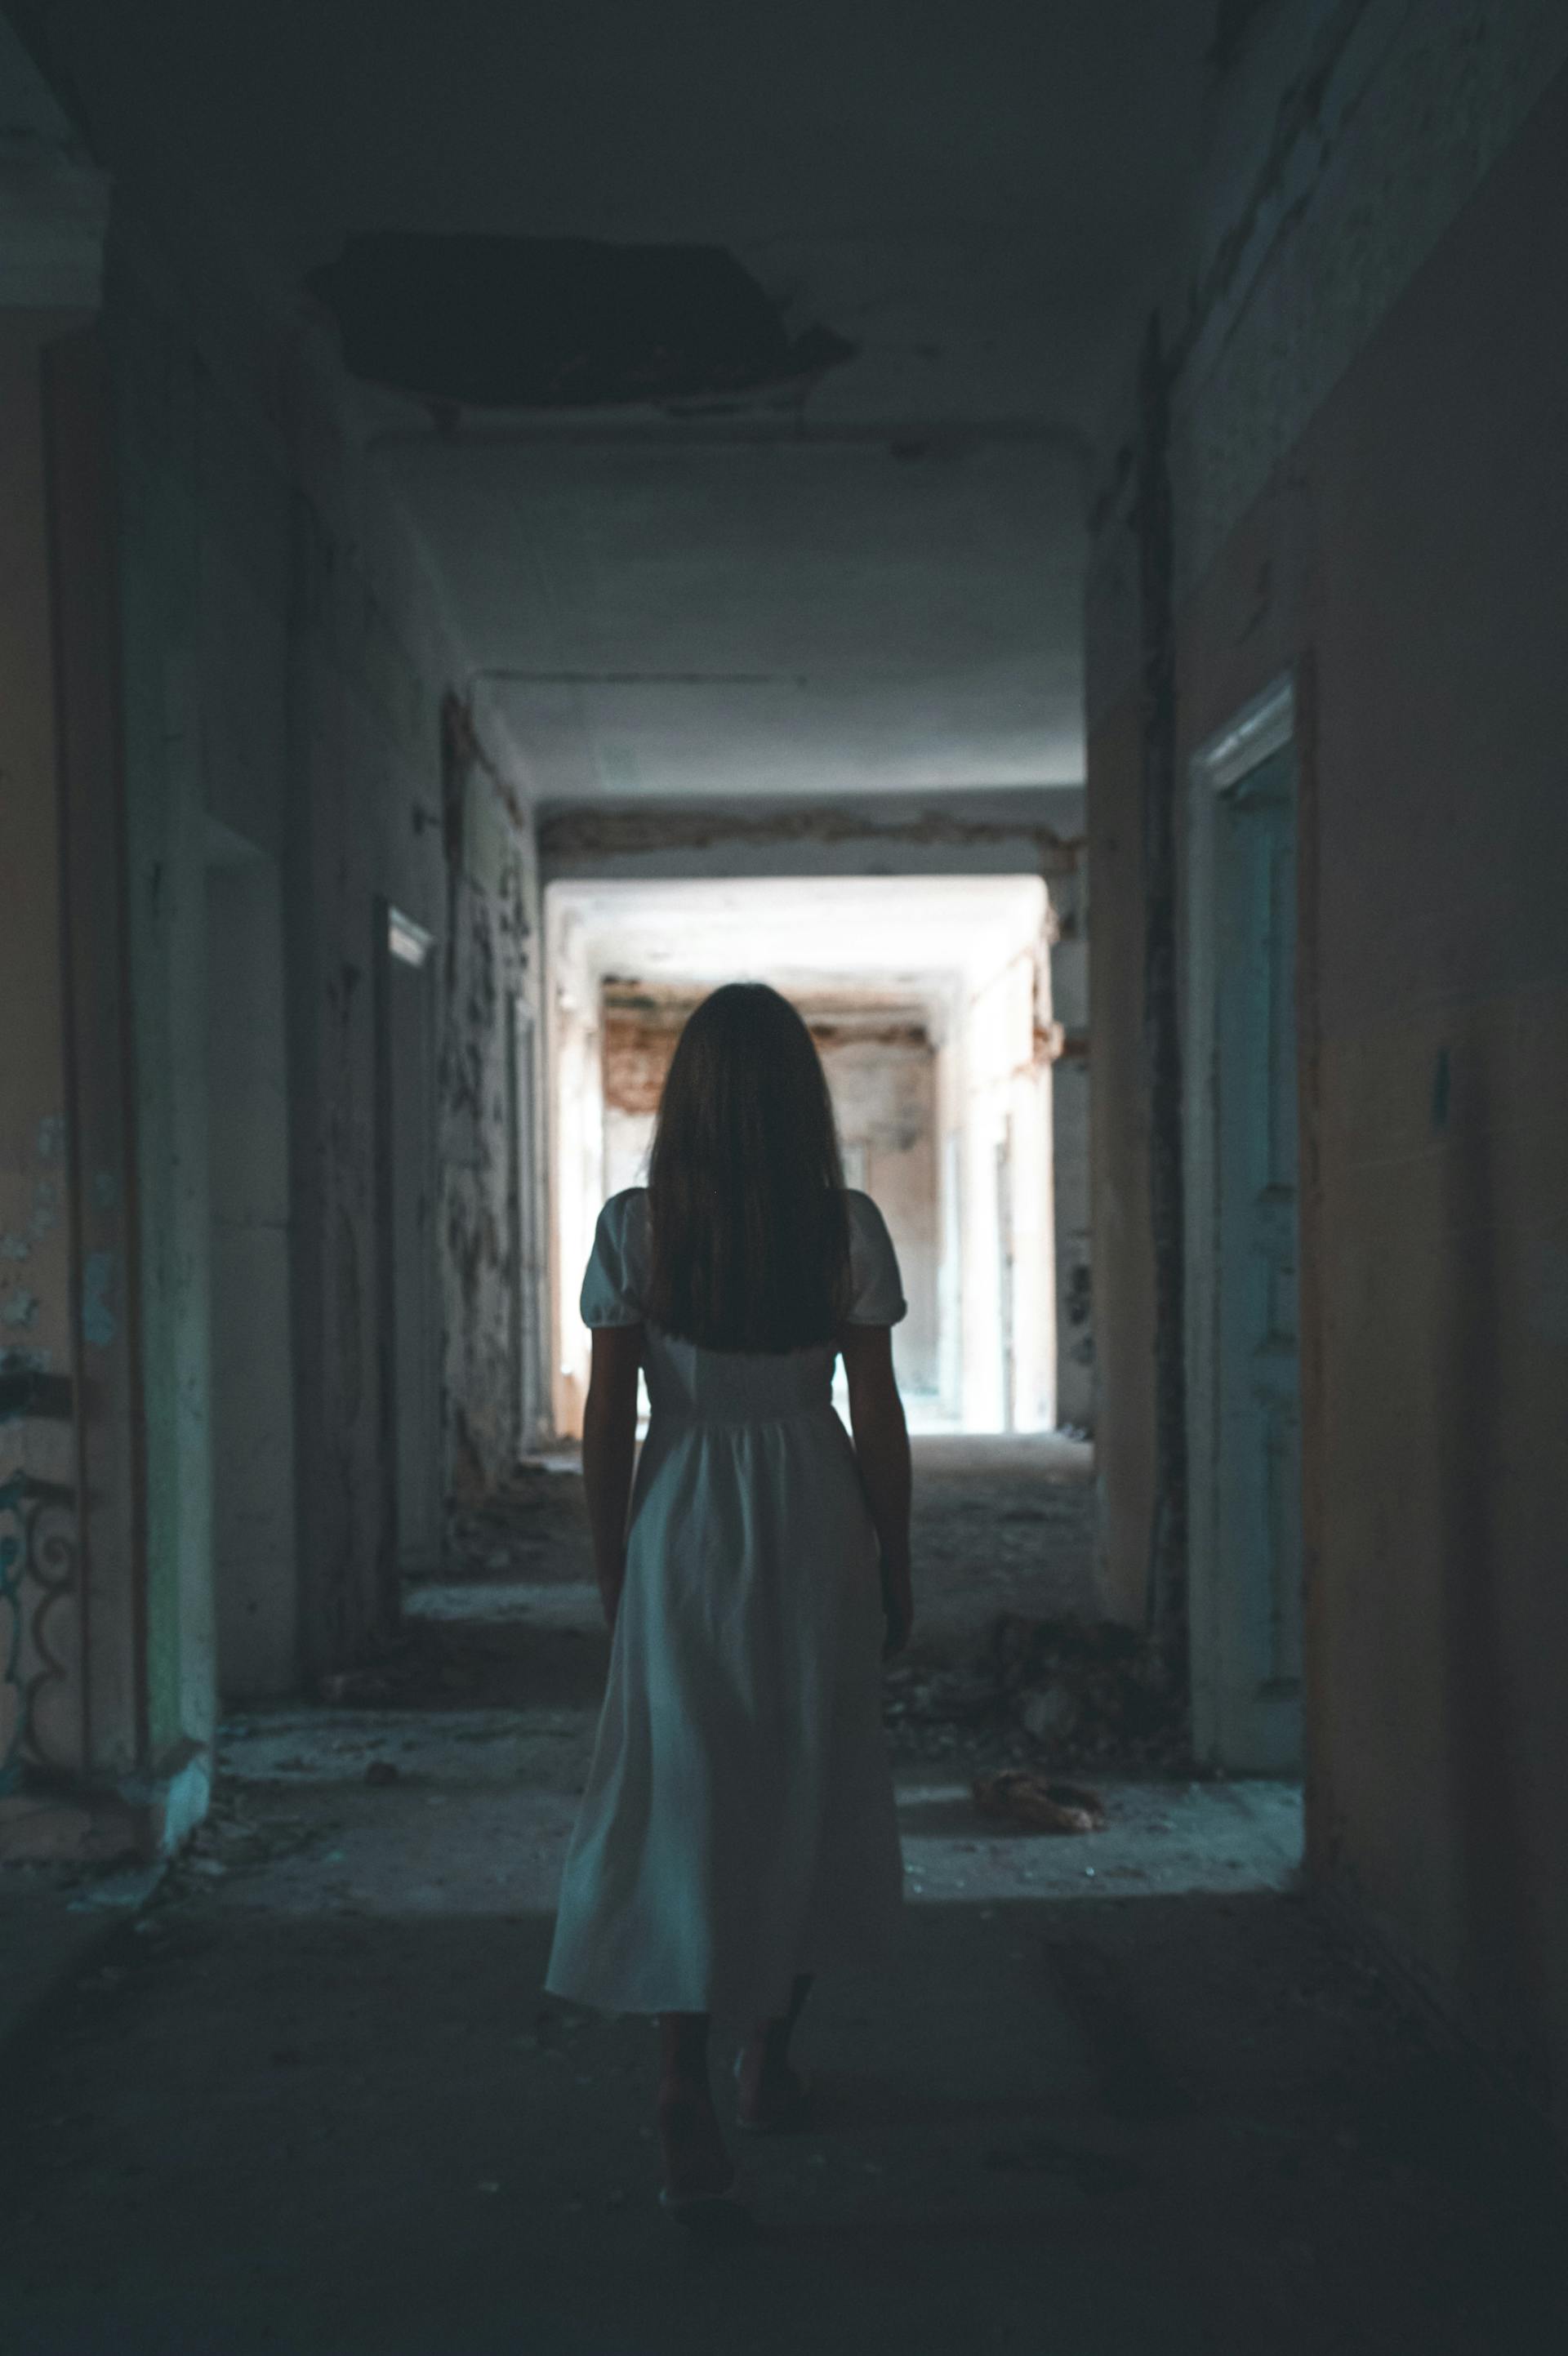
840, 1324, 914, 1657
581, 1325, 642, 1631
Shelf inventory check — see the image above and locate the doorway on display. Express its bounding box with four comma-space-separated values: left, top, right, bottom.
1187, 677, 1303, 1772
376, 905, 443, 1575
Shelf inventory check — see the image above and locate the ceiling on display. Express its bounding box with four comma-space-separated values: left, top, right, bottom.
19, 1, 1224, 804
389, 437, 1089, 799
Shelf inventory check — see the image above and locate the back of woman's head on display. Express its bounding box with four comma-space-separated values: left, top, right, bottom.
645, 982, 849, 1352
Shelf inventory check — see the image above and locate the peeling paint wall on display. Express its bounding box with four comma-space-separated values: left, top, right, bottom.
538, 790, 1083, 884
278, 397, 457, 1673
1087, 5, 1568, 2132
438, 698, 543, 1496
101, 191, 540, 1712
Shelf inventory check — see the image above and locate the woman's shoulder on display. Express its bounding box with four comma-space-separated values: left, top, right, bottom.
844, 1187, 889, 1238
844, 1188, 897, 1263
581, 1189, 650, 1326
599, 1187, 650, 1248
844, 1190, 905, 1324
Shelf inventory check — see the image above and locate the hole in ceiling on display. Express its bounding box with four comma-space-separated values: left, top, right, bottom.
306, 232, 857, 410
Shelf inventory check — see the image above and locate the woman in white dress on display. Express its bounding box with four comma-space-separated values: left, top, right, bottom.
543, 982, 914, 2222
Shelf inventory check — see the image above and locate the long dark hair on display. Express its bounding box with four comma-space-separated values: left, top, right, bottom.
645, 982, 849, 1352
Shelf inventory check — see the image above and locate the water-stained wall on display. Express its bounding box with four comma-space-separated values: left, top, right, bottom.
437, 697, 544, 1497
0, 138, 541, 1828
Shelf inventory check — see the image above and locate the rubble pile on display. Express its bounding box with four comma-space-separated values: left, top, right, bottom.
884, 1610, 1190, 1772
445, 1467, 595, 1586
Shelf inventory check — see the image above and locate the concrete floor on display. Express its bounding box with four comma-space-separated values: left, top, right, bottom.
2, 1445, 1564, 2354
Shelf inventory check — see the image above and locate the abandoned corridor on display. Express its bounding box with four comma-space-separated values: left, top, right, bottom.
2, 1, 1567, 2346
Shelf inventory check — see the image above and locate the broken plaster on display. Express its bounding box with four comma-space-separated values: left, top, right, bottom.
539, 804, 1083, 870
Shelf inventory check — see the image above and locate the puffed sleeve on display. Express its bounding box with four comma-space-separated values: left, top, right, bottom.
844, 1191, 907, 1326
579, 1191, 646, 1327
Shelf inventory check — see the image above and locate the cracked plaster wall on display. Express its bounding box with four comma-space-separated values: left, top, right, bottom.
105, 201, 539, 1725
0, 12, 542, 1820
438, 701, 543, 1495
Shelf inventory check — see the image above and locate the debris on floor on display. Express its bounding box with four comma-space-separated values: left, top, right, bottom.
445, 1467, 595, 1588
972, 1770, 1106, 1834
160, 1790, 326, 1895
884, 1610, 1190, 1773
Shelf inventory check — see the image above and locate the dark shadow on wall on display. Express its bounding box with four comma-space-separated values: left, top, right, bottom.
1437, 1041, 1542, 2098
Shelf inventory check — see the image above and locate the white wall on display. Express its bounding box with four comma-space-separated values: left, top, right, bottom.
546, 894, 606, 1438
1049, 853, 1093, 1430
817, 1027, 939, 1402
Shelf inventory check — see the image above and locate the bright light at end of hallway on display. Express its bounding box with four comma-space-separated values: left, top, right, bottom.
545, 875, 1064, 1439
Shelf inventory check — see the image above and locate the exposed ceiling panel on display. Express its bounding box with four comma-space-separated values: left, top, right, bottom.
18, 1, 1222, 803
22, 1, 1214, 427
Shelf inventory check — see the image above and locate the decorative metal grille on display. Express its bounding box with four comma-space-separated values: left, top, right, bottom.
0, 1370, 80, 1794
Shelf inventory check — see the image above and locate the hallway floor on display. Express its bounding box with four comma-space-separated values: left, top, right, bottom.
3, 1452, 1563, 2354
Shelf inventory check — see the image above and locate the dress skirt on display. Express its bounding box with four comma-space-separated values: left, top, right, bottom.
542, 1187, 908, 2029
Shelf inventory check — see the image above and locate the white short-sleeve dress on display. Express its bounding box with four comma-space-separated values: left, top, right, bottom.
543, 1187, 907, 2028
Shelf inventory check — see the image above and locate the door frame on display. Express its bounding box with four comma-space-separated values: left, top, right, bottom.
1184, 670, 1298, 1766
